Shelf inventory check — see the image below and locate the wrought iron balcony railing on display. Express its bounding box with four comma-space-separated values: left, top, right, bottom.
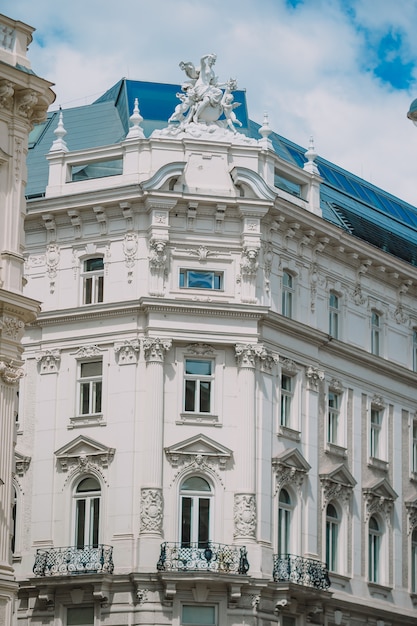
157, 542, 249, 575
33, 544, 114, 576
273, 554, 330, 590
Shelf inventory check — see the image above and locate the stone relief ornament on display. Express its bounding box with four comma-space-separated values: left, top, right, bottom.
0, 315, 25, 341
36, 349, 61, 374
234, 494, 256, 539
305, 365, 324, 391
46, 243, 60, 293
0, 360, 24, 385
123, 232, 138, 283
405, 501, 417, 534
140, 488, 163, 534
149, 239, 168, 296
114, 340, 140, 365
0, 79, 14, 109
72, 344, 104, 359
153, 54, 256, 144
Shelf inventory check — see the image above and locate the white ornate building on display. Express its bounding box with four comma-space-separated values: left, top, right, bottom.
12, 54, 417, 626
0, 14, 54, 625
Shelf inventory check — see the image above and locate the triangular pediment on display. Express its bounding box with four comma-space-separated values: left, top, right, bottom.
165, 433, 232, 459
165, 434, 232, 469
363, 477, 398, 501
55, 435, 115, 471
320, 463, 356, 488
14, 450, 31, 476
272, 447, 311, 473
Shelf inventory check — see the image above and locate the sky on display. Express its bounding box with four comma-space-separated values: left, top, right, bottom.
5, 0, 417, 207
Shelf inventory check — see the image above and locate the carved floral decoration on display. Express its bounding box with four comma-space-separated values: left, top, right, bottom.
140, 488, 163, 534
234, 494, 256, 539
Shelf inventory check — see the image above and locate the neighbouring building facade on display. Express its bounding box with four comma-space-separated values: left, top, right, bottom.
0, 14, 54, 625
12, 53, 417, 626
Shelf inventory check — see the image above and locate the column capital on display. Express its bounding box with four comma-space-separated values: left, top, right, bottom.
143, 337, 172, 363
0, 358, 24, 385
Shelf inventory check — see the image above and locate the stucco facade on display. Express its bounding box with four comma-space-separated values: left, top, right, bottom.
12, 59, 417, 626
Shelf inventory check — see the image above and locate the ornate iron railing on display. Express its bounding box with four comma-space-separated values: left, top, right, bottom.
33, 544, 114, 576
273, 554, 330, 590
157, 542, 249, 574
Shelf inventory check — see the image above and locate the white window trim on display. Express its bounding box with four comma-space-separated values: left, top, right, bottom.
325, 383, 347, 456
281, 270, 295, 319
70, 347, 107, 428
368, 402, 387, 467
367, 514, 387, 586
175, 346, 225, 426
370, 310, 383, 357
413, 329, 417, 373
178, 475, 214, 546
411, 416, 417, 478
277, 362, 300, 439
275, 484, 301, 557
80, 256, 104, 306
170, 253, 233, 301
328, 292, 340, 339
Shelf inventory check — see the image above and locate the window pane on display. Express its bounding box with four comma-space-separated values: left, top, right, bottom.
67, 607, 94, 626
282, 374, 291, 391
80, 382, 91, 415
181, 497, 192, 546
77, 477, 100, 492
182, 606, 215, 625
85, 258, 104, 272
76, 499, 86, 548
188, 271, 214, 289
81, 361, 102, 377
186, 360, 212, 376
199, 381, 211, 412
198, 498, 210, 547
97, 275, 104, 302
84, 276, 92, 304
182, 477, 211, 491
91, 498, 100, 547
94, 381, 102, 413
185, 380, 196, 411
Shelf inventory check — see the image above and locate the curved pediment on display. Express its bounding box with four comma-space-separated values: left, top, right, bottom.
142, 162, 186, 192
230, 166, 278, 202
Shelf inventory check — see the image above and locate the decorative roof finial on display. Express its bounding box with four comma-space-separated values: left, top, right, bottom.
303, 136, 319, 175
126, 98, 145, 139
259, 112, 272, 140
50, 107, 68, 152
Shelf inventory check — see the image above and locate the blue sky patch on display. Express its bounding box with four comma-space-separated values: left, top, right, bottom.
358, 27, 415, 90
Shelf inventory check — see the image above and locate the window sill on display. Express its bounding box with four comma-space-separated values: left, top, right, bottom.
278, 425, 301, 442
367, 581, 392, 598
68, 413, 105, 429
177, 413, 221, 427
368, 456, 388, 471
325, 442, 347, 458
328, 572, 351, 590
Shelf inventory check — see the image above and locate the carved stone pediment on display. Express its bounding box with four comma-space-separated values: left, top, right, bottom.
55, 435, 115, 472
165, 433, 232, 469
363, 477, 398, 521
272, 447, 311, 492
405, 499, 417, 533
15, 450, 31, 476
320, 463, 356, 508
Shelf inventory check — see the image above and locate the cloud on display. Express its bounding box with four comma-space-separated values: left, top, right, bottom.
3, 0, 417, 205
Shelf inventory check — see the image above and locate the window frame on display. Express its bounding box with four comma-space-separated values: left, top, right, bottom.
280, 373, 293, 428
179, 475, 213, 548
412, 418, 417, 476
329, 292, 339, 339
184, 358, 214, 415
371, 311, 381, 356
411, 528, 417, 593
325, 502, 340, 573
327, 391, 340, 445
73, 476, 101, 549
368, 515, 382, 584
77, 359, 103, 417
413, 329, 417, 373
281, 271, 294, 318
81, 256, 104, 305
370, 407, 382, 459
179, 269, 224, 291
180, 604, 217, 626
277, 487, 293, 556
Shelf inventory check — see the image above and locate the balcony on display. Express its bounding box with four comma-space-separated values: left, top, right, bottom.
273, 554, 330, 590
157, 542, 249, 575
33, 544, 114, 576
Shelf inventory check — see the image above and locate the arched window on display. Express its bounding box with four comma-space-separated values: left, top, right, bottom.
74, 477, 101, 548
180, 476, 212, 548
326, 503, 339, 572
278, 488, 292, 555
412, 529, 417, 592
368, 515, 381, 583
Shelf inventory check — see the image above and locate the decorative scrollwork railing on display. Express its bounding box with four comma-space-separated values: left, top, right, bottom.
33, 544, 114, 576
273, 554, 330, 590
157, 542, 249, 575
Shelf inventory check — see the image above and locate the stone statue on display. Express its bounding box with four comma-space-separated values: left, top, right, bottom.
168, 54, 242, 131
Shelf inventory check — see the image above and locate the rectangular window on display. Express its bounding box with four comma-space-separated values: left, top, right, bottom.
413, 330, 417, 372
280, 374, 293, 427
67, 607, 94, 626
182, 606, 216, 626
327, 392, 340, 444
282, 271, 293, 318
371, 312, 380, 356
83, 257, 104, 304
329, 293, 339, 339
184, 359, 213, 413
370, 408, 381, 458
180, 270, 223, 290
79, 360, 102, 415
413, 420, 417, 474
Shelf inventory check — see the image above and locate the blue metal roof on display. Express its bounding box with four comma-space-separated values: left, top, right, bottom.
26, 78, 417, 265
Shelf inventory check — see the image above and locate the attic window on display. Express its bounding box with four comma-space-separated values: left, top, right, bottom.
71, 158, 123, 181
274, 171, 301, 198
